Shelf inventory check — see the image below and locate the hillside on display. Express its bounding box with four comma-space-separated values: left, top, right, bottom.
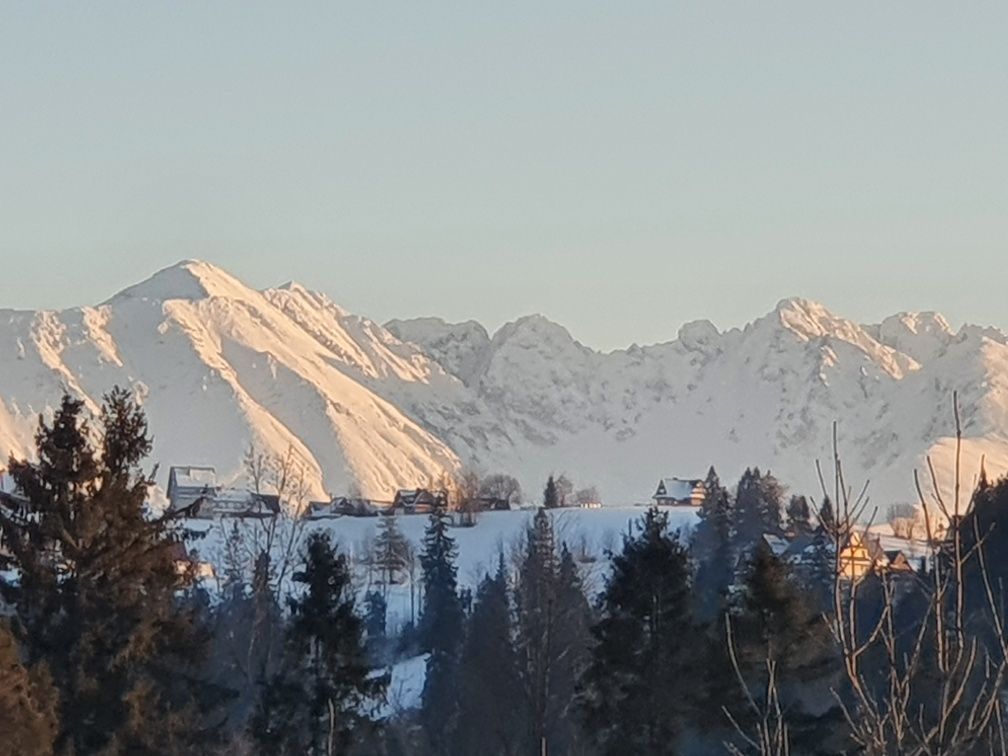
1, 260, 1007, 506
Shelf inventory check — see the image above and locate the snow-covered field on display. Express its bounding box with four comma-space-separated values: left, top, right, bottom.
189, 506, 701, 628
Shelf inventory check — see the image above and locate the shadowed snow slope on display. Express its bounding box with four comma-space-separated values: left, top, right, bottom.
2, 260, 1007, 506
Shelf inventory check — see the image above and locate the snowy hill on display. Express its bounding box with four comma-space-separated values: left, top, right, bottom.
2, 260, 1007, 507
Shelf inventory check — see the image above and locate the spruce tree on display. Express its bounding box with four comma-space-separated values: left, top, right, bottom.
580, 507, 700, 754
728, 541, 837, 751
785, 495, 812, 535
551, 544, 593, 752
252, 532, 386, 755
692, 466, 734, 621
373, 513, 410, 592
210, 550, 284, 736
515, 508, 559, 752
454, 556, 524, 756
731, 468, 784, 547
418, 505, 464, 752
0, 390, 218, 755
543, 475, 560, 509
0, 621, 58, 756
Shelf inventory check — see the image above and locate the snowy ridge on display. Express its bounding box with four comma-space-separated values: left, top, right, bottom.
2, 260, 1007, 507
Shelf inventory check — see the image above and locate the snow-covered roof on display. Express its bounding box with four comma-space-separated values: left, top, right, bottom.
169, 466, 218, 489
654, 478, 702, 500
762, 533, 790, 557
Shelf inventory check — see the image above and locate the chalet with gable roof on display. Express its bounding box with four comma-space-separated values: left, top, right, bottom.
653, 477, 706, 507
167, 465, 218, 512
393, 488, 446, 515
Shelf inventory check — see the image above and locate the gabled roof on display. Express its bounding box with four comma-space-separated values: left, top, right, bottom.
654, 478, 703, 500
169, 465, 217, 490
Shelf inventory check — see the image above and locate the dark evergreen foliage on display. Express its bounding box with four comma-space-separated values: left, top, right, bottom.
543, 475, 560, 509
0, 390, 221, 755
580, 507, 701, 754
251, 532, 386, 754
454, 556, 524, 756
418, 505, 464, 752
692, 466, 734, 621
0, 620, 58, 756
731, 468, 785, 545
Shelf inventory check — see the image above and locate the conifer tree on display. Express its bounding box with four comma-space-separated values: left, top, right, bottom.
818, 495, 837, 535
785, 495, 812, 535
0, 621, 58, 756
364, 591, 387, 644
515, 508, 559, 751
418, 505, 464, 752
543, 475, 560, 509
692, 466, 734, 621
455, 556, 524, 756
580, 508, 700, 754
373, 513, 410, 592
0, 390, 218, 754
731, 468, 784, 546
211, 549, 284, 734
252, 532, 386, 755
728, 540, 837, 750
550, 544, 593, 752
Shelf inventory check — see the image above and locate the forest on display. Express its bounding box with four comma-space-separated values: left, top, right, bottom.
3, 389, 1008, 756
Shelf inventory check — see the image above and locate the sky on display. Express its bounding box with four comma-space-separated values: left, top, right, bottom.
1, 2, 1006, 351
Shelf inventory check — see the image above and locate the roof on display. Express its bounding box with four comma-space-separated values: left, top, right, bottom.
762, 533, 791, 557
654, 478, 702, 500
169, 466, 218, 489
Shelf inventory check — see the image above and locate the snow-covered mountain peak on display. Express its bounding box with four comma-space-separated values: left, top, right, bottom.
104, 259, 257, 306
677, 319, 721, 354
3, 262, 1008, 511
871, 312, 955, 363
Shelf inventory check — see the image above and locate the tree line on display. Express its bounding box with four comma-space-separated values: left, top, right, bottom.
4, 390, 1008, 754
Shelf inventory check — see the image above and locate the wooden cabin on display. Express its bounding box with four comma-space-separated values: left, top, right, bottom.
653, 478, 706, 507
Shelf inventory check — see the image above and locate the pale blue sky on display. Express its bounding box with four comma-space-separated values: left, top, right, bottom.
1, 3, 1005, 350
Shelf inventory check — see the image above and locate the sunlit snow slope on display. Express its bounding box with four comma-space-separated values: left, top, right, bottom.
2, 260, 1007, 506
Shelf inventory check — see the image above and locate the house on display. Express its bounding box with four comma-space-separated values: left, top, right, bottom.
392, 488, 446, 515
653, 478, 706, 507
882, 550, 915, 574
838, 531, 889, 581
167, 466, 218, 512
311, 497, 382, 518
476, 495, 512, 512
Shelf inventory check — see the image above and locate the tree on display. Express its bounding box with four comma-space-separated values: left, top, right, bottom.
372, 514, 411, 591
543, 476, 560, 509
515, 508, 560, 752
364, 591, 387, 644
886, 503, 923, 540
785, 495, 812, 535
252, 533, 386, 755
210, 550, 285, 736
0, 621, 57, 756
731, 468, 784, 546
0, 390, 219, 754
574, 485, 601, 507
479, 473, 523, 508
580, 507, 701, 754
692, 466, 734, 621
455, 556, 524, 756
555, 474, 574, 508
418, 505, 465, 751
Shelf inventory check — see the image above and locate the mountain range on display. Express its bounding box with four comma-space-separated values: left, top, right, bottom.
1, 259, 1006, 510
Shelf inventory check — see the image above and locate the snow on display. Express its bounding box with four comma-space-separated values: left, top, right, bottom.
1, 260, 1007, 512
656, 478, 700, 500
170, 466, 217, 489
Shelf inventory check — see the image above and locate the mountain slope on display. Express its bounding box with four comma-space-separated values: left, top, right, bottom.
2, 261, 1007, 509
0, 261, 461, 501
